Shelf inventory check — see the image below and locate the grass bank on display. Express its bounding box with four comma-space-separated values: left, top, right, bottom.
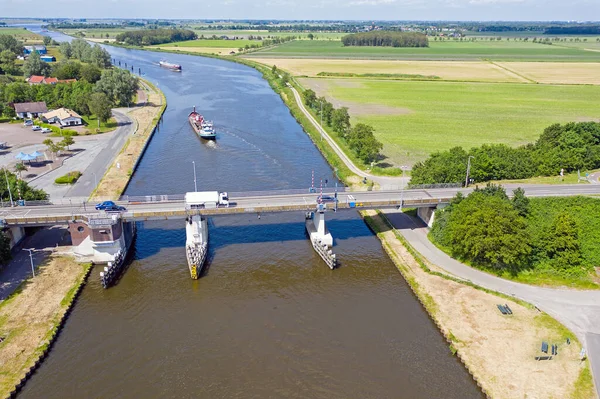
0, 256, 92, 397
90, 78, 166, 200
361, 210, 595, 399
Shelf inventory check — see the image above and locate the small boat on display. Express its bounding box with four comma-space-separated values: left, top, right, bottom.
188, 106, 217, 140
159, 60, 182, 71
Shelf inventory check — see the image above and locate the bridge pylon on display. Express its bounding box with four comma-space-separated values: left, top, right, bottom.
305, 203, 337, 269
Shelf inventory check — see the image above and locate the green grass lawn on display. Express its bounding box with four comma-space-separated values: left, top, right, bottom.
314, 79, 600, 166
81, 115, 118, 134
150, 39, 257, 48
59, 28, 130, 39
250, 39, 600, 61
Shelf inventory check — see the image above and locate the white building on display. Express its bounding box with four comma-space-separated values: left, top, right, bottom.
42, 108, 83, 126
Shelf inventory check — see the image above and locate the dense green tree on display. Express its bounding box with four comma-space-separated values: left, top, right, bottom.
545, 212, 583, 271
13, 162, 26, 179
411, 146, 468, 184
0, 50, 19, 75
347, 123, 383, 164
80, 63, 101, 83
61, 135, 75, 150
22, 51, 51, 77
0, 35, 23, 55
331, 107, 351, 137
94, 68, 138, 106
89, 45, 111, 69
87, 92, 112, 122
59, 41, 72, 59
445, 190, 531, 271
52, 60, 81, 80
271, 65, 277, 74
303, 89, 316, 108
0, 169, 47, 202
512, 187, 530, 217
42, 36, 52, 46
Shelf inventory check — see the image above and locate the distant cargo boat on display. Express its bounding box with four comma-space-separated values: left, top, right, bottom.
188, 106, 217, 140
159, 60, 182, 71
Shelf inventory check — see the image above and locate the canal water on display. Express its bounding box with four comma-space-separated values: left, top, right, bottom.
19, 27, 482, 398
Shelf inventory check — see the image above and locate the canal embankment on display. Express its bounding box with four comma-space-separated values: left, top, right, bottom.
90, 78, 166, 200
361, 209, 595, 399
0, 256, 92, 399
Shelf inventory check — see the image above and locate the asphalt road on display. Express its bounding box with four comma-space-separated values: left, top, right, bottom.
65, 110, 135, 198
383, 209, 600, 398
3, 183, 600, 222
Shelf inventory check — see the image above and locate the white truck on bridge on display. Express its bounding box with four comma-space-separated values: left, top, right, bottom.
184, 191, 229, 209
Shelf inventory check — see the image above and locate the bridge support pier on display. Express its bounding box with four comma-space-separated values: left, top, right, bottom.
69, 215, 135, 264
417, 204, 447, 228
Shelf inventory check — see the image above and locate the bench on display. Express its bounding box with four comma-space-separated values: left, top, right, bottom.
497, 304, 513, 315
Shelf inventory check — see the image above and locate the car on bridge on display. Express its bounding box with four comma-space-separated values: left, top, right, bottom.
317, 195, 338, 204
95, 201, 126, 212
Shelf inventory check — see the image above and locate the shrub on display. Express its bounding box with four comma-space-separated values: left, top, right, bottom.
55, 171, 82, 185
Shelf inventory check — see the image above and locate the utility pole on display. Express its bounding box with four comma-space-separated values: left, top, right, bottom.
23, 248, 35, 277
3, 168, 14, 207
465, 156, 475, 188
192, 161, 198, 192
92, 172, 97, 189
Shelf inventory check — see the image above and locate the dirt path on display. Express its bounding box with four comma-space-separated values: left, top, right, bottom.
0, 256, 89, 397
91, 80, 164, 200
363, 210, 595, 399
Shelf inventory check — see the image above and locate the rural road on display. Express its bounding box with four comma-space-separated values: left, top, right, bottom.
382, 209, 600, 397
290, 86, 409, 190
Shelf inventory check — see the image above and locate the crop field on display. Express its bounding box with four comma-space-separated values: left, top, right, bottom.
249, 39, 600, 61
0, 27, 42, 42
59, 28, 130, 38
254, 58, 529, 82
496, 62, 600, 85
299, 78, 600, 166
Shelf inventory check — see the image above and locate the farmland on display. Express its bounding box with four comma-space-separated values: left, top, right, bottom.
299, 78, 600, 166
248, 39, 600, 61
0, 27, 42, 42
150, 39, 256, 48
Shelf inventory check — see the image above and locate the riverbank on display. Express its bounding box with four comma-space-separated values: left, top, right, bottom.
90, 78, 166, 200
361, 209, 595, 399
0, 256, 91, 398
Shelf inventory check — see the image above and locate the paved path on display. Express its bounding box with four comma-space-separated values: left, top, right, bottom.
29, 110, 134, 200
0, 227, 67, 301
382, 209, 600, 397
290, 86, 409, 190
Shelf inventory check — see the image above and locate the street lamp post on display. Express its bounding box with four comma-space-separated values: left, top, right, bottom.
320, 100, 323, 142
465, 156, 475, 188
23, 248, 35, 277
399, 165, 408, 212
3, 168, 14, 207
192, 161, 198, 192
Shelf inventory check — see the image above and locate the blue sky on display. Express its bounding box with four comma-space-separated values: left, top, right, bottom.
2, 0, 599, 21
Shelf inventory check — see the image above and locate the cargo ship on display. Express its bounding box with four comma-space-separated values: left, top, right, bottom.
159, 60, 182, 71
188, 106, 217, 140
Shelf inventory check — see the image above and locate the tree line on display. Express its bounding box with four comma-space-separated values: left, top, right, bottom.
431, 185, 597, 282
410, 122, 600, 185
341, 31, 428, 48
301, 86, 383, 164
544, 26, 600, 35
0, 67, 138, 123
115, 28, 197, 46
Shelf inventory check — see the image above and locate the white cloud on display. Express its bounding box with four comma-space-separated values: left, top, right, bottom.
469, 0, 526, 4
348, 0, 396, 5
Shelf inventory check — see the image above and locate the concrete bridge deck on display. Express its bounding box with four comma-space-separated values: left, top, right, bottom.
2, 183, 600, 226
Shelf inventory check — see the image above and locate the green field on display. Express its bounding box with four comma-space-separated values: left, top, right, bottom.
250, 39, 600, 61
304, 78, 600, 166
0, 27, 42, 42
59, 28, 132, 38
192, 29, 344, 40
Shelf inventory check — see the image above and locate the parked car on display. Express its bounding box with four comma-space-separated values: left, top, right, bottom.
31, 125, 41, 131
41, 127, 52, 133
95, 201, 126, 212
23, 120, 33, 126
